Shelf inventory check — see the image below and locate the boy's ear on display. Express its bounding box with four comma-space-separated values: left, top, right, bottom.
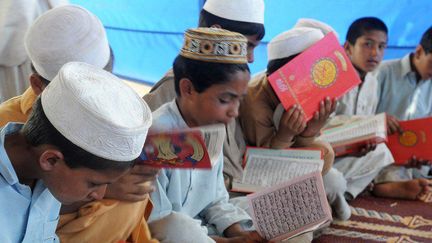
39, 149, 65, 172
414, 45, 424, 60
179, 78, 195, 97
29, 74, 46, 96
343, 41, 352, 56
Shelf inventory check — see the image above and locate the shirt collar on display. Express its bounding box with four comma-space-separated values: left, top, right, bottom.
0, 123, 24, 185
400, 53, 414, 77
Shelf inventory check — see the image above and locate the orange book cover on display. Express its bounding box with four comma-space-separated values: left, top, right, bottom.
386, 117, 432, 165
268, 32, 361, 121
138, 129, 212, 169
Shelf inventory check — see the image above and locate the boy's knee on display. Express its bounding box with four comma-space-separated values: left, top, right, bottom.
149, 212, 214, 243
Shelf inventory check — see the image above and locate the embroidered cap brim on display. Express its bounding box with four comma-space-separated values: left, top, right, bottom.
180, 28, 248, 64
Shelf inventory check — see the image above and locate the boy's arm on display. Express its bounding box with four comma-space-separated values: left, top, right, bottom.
200, 154, 251, 234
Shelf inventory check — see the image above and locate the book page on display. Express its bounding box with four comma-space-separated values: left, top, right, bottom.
237, 154, 323, 191
245, 147, 322, 161
196, 123, 226, 166
320, 113, 387, 145
248, 172, 332, 241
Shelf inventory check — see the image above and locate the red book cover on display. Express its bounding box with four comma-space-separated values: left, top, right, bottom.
138, 129, 212, 169
268, 32, 361, 121
386, 117, 432, 165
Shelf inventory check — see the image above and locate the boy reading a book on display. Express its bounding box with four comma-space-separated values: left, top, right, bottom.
0, 6, 159, 242
142, 0, 265, 190
143, 0, 265, 111
0, 62, 151, 242
239, 27, 335, 176
147, 28, 270, 243
323, 17, 395, 219
372, 26, 432, 200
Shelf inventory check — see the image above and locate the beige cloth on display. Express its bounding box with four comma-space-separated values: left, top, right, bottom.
143, 69, 176, 112
239, 72, 334, 175
0, 0, 68, 102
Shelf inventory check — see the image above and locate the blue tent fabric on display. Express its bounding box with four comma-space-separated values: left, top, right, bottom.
71, 0, 432, 85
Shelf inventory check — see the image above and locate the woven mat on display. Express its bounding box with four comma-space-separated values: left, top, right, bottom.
313, 192, 432, 243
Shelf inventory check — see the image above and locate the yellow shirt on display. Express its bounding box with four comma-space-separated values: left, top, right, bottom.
0, 87, 36, 127
57, 199, 158, 243
239, 73, 334, 174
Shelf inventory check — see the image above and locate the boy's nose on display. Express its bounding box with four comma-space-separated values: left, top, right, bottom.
89, 185, 107, 201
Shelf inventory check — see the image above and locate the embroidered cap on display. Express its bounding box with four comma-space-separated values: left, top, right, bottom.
203, 0, 265, 24
267, 27, 324, 61
25, 5, 110, 81
41, 62, 152, 162
180, 28, 248, 64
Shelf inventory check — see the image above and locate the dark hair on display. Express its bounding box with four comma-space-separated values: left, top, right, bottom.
266, 54, 299, 76
173, 55, 250, 96
30, 46, 115, 84
21, 97, 134, 171
198, 9, 265, 41
346, 17, 388, 45
420, 26, 432, 54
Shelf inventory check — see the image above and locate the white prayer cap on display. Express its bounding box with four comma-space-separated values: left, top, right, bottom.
25, 4, 110, 81
267, 27, 324, 61
203, 0, 265, 24
294, 18, 339, 40
41, 62, 152, 162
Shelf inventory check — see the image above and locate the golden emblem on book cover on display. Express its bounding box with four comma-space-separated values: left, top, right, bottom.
311, 58, 338, 88
399, 130, 418, 147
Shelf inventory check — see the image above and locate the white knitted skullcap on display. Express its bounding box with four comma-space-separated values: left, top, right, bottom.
25, 4, 110, 81
41, 62, 152, 162
203, 0, 265, 24
294, 18, 339, 40
267, 27, 324, 61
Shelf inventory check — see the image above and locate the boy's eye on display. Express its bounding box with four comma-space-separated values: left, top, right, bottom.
379, 43, 387, 50
219, 98, 230, 104
364, 41, 373, 48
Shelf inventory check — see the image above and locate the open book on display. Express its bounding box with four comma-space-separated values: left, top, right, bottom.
386, 117, 432, 164
232, 147, 323, 193
138, 123, 225, 169
268, 32, 360, 121
248, 171, 332, 242
319, 113, 387, 156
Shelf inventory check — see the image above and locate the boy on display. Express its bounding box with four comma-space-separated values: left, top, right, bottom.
143, 0, 265, 111
0, 0, 67, 102
0, 6, 158, 242
324, 17, 394, 220
143, 0, 265, 191
0, 61, 151, 242
373, 26, 432, 200
239, 27, 335, 174
148, 28, 265, 243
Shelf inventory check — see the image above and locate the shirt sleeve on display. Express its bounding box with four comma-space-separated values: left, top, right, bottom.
199, 153, 251, 234
148, 169, 173, 222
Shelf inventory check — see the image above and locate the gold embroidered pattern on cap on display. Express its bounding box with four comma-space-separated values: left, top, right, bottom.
180, 28, 248, 64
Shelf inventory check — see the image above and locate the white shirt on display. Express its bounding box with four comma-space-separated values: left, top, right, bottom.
149, 100, 251, 234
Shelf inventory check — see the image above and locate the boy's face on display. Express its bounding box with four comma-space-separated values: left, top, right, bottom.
414, 46, 432, 81
345, 30, 388, 73
187, 70, 250, 126
43, 160, 129, 205
245, 34, 261, 63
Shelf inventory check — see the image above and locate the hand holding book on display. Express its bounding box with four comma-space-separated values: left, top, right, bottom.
300, 97, 337, 137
